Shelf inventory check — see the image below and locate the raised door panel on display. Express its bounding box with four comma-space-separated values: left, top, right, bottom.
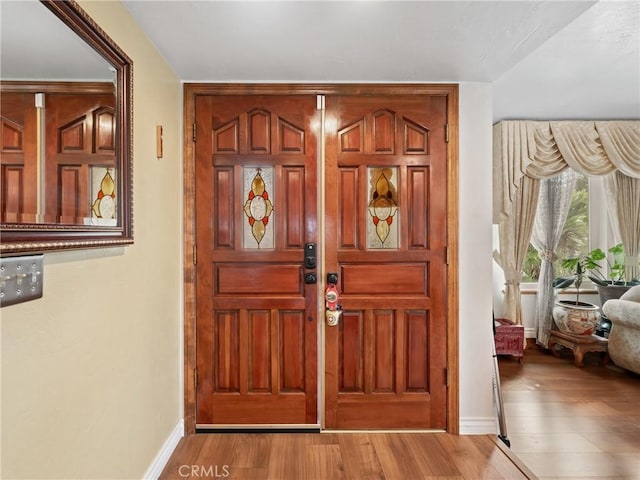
93, 107, 116, 153
1, 165, 24, 223
0, 92, 37, 223
58, 164, 86, 224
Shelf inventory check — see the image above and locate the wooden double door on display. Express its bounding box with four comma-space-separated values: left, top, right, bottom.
193, 86, 452, 430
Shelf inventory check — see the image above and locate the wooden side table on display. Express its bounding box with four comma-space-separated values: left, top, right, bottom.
548, 330, 609, 367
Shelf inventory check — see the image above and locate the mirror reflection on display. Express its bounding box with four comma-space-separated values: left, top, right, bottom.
1, 0, 119, 227
1, 0, 133, 254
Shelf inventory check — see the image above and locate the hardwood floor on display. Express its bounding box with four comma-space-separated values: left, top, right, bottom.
160, 344, 638, 480
499, 344, 640, 480
159, 432, 534, 479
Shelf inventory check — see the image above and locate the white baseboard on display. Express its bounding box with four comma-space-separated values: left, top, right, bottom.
143, 418, 184, 480
459, 416, 498, 435
525, 327, 536, 338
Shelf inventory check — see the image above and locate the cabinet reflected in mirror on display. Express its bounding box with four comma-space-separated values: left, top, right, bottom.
0, 0, 133, 254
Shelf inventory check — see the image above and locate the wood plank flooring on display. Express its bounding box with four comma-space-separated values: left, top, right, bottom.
499, 345, 640, 480
159, 432, 534, 479
160, 343, 639, 480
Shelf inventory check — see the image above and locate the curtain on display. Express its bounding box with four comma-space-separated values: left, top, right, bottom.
596, 121, 640, 178
493, 175, 540, 325
493, 120, 640, 327
550, 122, 617, 176
525, 122, 566, 179
530, 170, 577, 347
604, 173, 623, 246
612, 172, 640, 282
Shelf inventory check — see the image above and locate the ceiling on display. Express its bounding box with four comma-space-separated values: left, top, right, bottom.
1, 1, 638, 123
121, 0, 639, 122
0, 1, 115, 81
123, 0, 595, 83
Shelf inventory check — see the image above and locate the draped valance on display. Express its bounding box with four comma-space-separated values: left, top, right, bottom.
494, 120, 640, 223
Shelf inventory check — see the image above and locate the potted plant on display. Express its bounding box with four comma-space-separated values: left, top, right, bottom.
580, 244, 639, 337
552, 255, 601, 336
582, 244, 640, 304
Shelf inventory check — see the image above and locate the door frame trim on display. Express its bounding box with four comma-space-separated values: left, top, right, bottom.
183, 84, 459, 434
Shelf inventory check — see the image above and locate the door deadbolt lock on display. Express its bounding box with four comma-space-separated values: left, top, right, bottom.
304, 243, 317, 269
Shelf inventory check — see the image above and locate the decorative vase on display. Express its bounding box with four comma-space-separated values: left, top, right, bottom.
597, 284, 632, 305
552, 300, 600, 336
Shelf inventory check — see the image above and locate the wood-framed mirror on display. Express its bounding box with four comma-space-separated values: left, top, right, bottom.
0, 0, 133, 254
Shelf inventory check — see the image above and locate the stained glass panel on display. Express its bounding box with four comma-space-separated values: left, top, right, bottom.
367, 167, 399, 249
243, 167, 275, 249
88, 166, 117, 226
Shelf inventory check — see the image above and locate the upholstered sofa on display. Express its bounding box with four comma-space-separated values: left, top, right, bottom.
602, 285, 640, 375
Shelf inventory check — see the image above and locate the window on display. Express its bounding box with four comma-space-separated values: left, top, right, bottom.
522, 173, 590, 282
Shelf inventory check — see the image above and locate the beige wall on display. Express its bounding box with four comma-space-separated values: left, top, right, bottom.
1, 1, 183, 478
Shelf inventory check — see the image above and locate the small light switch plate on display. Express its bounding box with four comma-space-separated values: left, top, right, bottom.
0, 254, 44, 307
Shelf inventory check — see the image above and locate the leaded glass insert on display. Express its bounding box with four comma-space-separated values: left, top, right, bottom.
367, 167, 399, 249
89, 166, 117, 226
243, 167, 274, 249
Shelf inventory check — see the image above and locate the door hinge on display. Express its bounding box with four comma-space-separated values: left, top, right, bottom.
193, 245, 197, 265
445, 367, 449, 387
192, 123, 197, 142
445, 124, 449, 143
194, 367, 198, 389
446, 246, 450, 265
